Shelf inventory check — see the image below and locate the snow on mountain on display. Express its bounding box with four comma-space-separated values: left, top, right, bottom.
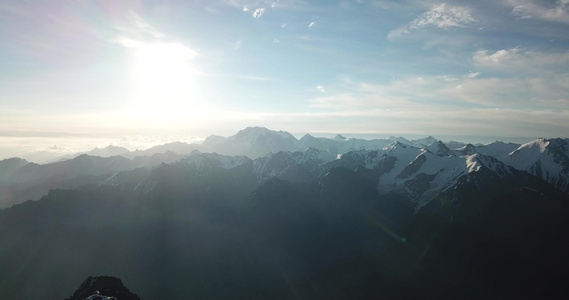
465, 153, 516, 178
3, 127, 568, 212
477, 141, 520, 161
339, 138, 394, 154
374, 142, 425, 186
203, 127, 298, 158
297, 135, 418, 159
387, 136, 412, 145
409, 136, 438, 147
424, 141, 455, 157
296, 134, 340, 154
181, 147, 335, 183
324, 139, 523, 209
444, 140, 467, 150
456, 143, 477, 156
506, 138, 569, 190
508, 139, 552, 170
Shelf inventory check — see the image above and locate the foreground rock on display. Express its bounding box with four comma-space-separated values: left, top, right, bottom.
65, 276, 140, 300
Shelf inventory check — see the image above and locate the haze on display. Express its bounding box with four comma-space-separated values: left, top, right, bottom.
1, 0, 568, 161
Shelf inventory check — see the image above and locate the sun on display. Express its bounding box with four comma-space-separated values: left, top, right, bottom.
129, 42, 198, 120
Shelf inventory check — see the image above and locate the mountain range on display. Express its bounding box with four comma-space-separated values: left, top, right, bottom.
1, 127, 567, 210
1, 127, 568, 299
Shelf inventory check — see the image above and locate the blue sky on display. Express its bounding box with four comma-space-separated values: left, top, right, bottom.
1, 0, 568, 159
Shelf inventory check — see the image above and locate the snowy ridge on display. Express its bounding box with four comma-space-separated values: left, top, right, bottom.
508, 138, 552, 170
378, 142, 425, 186
252, 148, 335, 182
424, 141, 455, 157
374, 144, 521, 208
478, 141, 520, 160
505, 138, 569, 190
409, 136, 438, 147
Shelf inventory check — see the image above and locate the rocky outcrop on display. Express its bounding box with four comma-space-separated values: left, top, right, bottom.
65, 276, 140, 300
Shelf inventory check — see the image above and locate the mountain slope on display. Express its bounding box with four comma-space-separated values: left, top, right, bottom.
0, 153, 184, 209
506, 138, 569, 191
202, 127, 298, 158
1, 147, 568, 299
0, 157, 28, 182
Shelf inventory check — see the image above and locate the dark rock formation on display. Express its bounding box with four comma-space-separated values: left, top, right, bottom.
65, 276, 140, 300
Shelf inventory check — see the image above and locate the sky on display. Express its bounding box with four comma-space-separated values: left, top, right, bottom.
1, 0, 569, 161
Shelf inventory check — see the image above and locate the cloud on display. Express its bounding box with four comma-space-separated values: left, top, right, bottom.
253, 7, 265, 18
299, 75, 569, 137
473, 48, 569, 72
243, 6, 250, 12
114, 11, 165, 39
316, 85, 326, 92
435, 75, 459, 82
388, 3, 476, 39
465, 72, 481, 78
508, 0, 569, 24
473, 48, 521, 65
309, 73, 569, 114
410, 4, 476, 28
308, 21, 317, 28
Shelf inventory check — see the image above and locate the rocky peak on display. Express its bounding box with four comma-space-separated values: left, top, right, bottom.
458, 143, 476, 155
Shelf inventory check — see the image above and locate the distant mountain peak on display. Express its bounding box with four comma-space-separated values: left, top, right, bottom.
299, 133, 316, 140
456, 143, 477, 155
333, 134, 347, 140
85, 145, 130, 157
233, 127, 297, 141
425, 140, 454, 157
387, 140, 408, 149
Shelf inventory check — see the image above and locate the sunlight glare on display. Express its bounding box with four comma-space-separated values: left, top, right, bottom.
130, 42, 199, 121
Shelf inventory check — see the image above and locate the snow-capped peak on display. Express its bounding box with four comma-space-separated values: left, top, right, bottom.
425, 141, 454, 157
511, 138, 549, 156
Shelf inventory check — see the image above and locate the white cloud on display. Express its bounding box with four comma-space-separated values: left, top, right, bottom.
465, 72, 481, 78
243, 6, 250, 12
435, 75, 459, 82
120, 11, 165, 39
473, 48, 521, 64
310, 73, 569, 113
388, 3, 476, 39
473, 48, 569, 71
300, 75, 569, 137
509, 0, 569, 24
410, 4, 476, 29
253, 7, 265, 18
308, 21, 317, 28
316, 85, 326, 92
